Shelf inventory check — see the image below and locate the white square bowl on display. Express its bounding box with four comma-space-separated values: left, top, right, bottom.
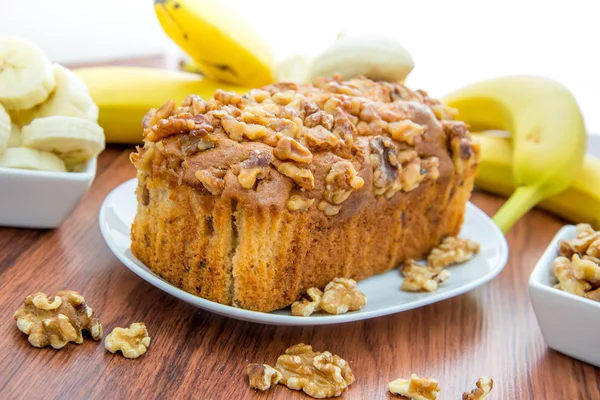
0, 157, 97, 229
529, 225, 600, 367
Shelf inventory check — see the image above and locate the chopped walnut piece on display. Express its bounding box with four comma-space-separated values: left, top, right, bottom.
428, 236, 480, 268
105, 322, 151, 359
320, 278, 367, 315
287, 195, 315, 212
304, 125, 340, 148
277, 162, 315, 190
237, 151, 272, 189
553, 256, 591, 297
247, 363, 282, 391
388, 120, 425, 145
214, 89, 243, 106
572, 254, 600, 283
559, 224, 600, 258
463, 377, 494, 400
585, 288, 600, 302
272, 90, 295, 105
370, 136, 401, 197
175, 94, 208, 115
275, 343, 355, 398
248, 89, 271, 103
388, 374, 440, 400
305, 110, 334, 130
142, 100, 176, 130
195, 167, 226, 195
144, 110, 196, 142
269, 118, 300, 138
291, 288, 323, 317
323, 161, 364, 205
14, 290, 102, 349
273, 137, 313, 164
401, 260, 450, 292
317, 200, 342, 216
444, 120, 478, 175
221, 116, 267, 141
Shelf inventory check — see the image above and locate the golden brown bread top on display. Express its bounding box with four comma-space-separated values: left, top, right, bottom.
131, 76, 479, 217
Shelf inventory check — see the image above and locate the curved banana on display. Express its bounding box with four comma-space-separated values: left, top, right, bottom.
74, 66, 250, 144
444, 77, 586, 233
0, 36, 55, 110
475, 133, 600, 229
154, 0, 274, 87
308, 35, 414, 83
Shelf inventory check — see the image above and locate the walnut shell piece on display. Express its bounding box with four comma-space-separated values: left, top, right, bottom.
320, 278, 367, 315
247, 363, 282, 391
427, 236, 480, 268
463, 377, 494, 400
275, 343, 355, 398
105, 322, 151, 359
388, 374, 440, 400
13, 290, 102, 349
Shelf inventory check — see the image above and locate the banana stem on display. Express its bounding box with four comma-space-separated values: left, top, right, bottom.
492, 185, 545, 234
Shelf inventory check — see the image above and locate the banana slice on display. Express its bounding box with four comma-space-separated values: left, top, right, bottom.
308, 35, 414, 83
0, 36, 55, 110
8, 123, 21, 147
21, 116, 105, 170
35, 64, 99, 121
0, 147, 66, 172
0, 104, 10, 153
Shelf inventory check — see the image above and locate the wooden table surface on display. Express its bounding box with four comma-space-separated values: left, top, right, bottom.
0, 58, 599, 400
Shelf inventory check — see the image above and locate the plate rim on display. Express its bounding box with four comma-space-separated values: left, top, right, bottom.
99, 178, 509, 326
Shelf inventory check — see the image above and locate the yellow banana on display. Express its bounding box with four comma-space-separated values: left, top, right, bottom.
74, 67, 250, 144
154, 0, 274, 87
475, 133, 600, 229
444, 77, 586, 233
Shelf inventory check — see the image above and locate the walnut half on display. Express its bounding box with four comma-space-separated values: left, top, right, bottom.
247, 363, 282, 391
388, 374, 440, 400
14, 290, 102, 349
401, 260, 450, 292
463, 377, 494, 400
105, 322, 151, 359
275, 343, 355, 398
428, 236, 480, 268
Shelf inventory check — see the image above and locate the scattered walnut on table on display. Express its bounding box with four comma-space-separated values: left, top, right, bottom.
275, 343, 355, 398
320, 278, 367, 315
428, 236, 480, 268
462, 377, 494, 400
401, 260, 450, 293
14, 290, 103, 349
247, 363, 282, 391
388, 373, 440, 400
105, 322, 151, 359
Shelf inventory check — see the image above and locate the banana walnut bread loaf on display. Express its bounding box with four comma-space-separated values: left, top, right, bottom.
130, 76, 480, 312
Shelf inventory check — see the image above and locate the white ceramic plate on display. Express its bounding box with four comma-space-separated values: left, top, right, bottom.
99, 178, 509, 326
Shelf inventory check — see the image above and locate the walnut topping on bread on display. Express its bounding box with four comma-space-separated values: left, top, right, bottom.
130, 76, 480, 312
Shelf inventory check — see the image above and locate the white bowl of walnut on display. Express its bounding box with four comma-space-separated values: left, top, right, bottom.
529, 223, 600, 367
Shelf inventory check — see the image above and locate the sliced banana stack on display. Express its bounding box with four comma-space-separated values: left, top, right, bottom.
22, 116, 105, 171
0, 36, 56, 110
0, 36, 104, 173
308, 35, 415, 83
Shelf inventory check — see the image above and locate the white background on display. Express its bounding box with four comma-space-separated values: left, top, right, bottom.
1, 0, 599, 140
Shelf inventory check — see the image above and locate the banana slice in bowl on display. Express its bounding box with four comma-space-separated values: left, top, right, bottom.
0, 104, 10, 153
0, 147, 66, 172
0, 36, 56, 110
22, 116, 105, 171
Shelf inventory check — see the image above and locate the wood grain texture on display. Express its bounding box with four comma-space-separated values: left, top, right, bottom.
0, 58, 599, 400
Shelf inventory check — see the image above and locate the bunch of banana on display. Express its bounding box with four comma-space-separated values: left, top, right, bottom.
474, 133, 600, 229
444, 76, 587, 233
0, 36, 105, 172
154, 0, 274, 87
